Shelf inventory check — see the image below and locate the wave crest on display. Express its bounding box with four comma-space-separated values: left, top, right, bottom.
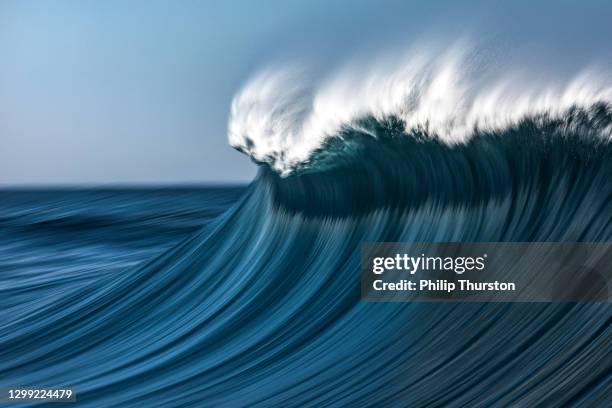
228, 44, 612, 175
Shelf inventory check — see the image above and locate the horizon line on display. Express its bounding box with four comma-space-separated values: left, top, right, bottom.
0, 180, 252, 190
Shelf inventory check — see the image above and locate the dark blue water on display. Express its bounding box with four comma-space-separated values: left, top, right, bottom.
0, 187, 244, 332
1, 109, 611, 407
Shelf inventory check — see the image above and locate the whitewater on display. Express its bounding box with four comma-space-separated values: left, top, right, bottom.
229, 44, 612, 175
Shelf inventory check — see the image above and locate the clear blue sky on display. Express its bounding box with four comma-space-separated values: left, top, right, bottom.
1, 0, 611, 184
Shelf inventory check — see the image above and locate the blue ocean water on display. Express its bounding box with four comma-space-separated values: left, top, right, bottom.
1, 109, 612, 407
0, 187, 244, 331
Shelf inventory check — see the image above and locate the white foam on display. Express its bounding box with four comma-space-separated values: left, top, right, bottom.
228, 44, 612, 176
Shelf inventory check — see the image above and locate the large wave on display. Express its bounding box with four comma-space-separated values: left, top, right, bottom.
1, 46, 611, 407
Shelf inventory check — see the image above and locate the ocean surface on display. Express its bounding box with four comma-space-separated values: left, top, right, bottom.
1, 117, 611, 406
0, 187, 245, 312
2, 45, 612, 406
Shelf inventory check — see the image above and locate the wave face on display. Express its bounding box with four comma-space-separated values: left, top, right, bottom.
3, 59, 612, 406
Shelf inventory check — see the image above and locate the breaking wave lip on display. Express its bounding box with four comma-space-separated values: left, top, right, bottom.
228, 43, 612, 176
